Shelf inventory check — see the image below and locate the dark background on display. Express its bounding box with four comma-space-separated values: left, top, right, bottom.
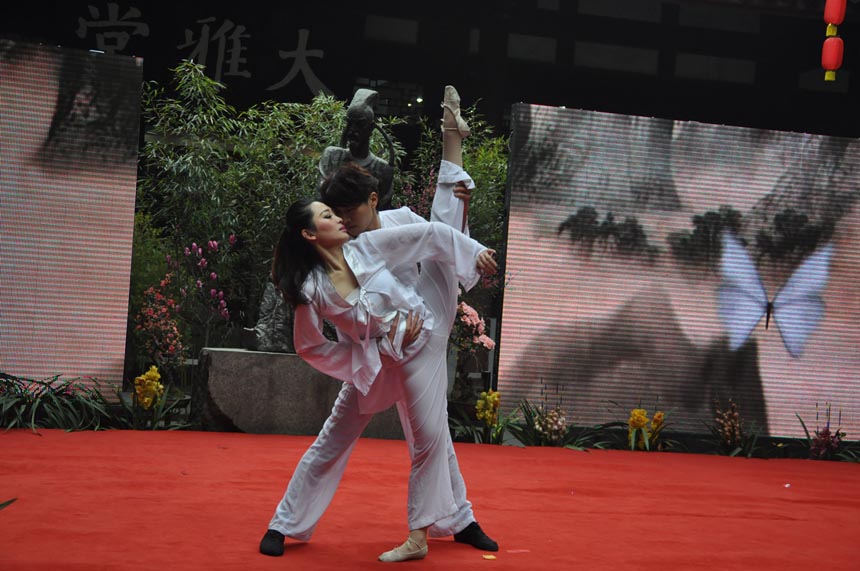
2, 1, 858, 141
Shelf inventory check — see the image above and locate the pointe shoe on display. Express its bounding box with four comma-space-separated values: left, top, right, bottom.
441, 85, 470, 138
378, 537, 429, 562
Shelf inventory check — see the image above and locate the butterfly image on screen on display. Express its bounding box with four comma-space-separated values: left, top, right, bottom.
717, 232, 834, 358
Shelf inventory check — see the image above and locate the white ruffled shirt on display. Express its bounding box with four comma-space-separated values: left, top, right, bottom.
293, 161, 481, 412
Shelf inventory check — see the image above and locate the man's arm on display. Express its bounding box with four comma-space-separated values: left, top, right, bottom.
352, 221, 491, 293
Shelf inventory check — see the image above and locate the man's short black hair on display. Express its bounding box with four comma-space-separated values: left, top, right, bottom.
319, 162, 379, 208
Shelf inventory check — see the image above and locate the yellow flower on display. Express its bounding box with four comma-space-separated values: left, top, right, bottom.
628, 408, 648, 429
475, 389, 500, 427
134, 365, 165, 410
651, 411, 665, 429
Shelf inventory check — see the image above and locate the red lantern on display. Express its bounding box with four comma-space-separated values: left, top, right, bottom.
824, 0, 847, 36
822, 36, 844, 81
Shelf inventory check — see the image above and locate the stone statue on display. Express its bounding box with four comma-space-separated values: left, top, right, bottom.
246, 281, 294, 353
319, 88, 396, 209
246, 282, 337, 353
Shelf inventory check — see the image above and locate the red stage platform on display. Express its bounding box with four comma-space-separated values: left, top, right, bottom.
1, 429, 857, 570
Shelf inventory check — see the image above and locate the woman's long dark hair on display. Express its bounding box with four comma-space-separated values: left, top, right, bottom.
272, 197, 321, 306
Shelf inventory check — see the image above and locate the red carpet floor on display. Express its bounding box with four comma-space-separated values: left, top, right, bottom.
1, 429, 858, 570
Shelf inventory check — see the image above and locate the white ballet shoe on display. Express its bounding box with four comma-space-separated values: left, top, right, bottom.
440, 85, 470, 138
377, 537, 429, 562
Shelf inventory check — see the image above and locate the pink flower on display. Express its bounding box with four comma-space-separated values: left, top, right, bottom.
477, 334, 496, 350
209, 272, 217, 280
196, 280, 203, 289
210, 288, 217, 298
198, 258, 208, 268
228, 234, 237, 246
184, 247, 191, 256
207, 240, 218, 252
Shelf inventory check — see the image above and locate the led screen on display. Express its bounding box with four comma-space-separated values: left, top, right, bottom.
0, 40, 142, 388
499, 103, 859, 438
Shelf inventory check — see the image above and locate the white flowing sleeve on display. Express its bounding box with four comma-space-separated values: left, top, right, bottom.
431, 159, 473, 235
351, 221, 486, 292
293, 302, 382, 396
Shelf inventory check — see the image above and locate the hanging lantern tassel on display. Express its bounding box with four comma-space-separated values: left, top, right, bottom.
824, 0, 847, 37
822, 36, 844, 81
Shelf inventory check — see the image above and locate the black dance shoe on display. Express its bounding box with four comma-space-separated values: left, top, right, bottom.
259, 529, 285, 556
454, 521, 499, 552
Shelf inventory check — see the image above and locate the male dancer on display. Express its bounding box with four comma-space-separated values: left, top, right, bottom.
260, 86, 496, 562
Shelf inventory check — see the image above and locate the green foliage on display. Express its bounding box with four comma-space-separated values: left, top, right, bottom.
605, 400, 677, 452
138, 62, 338, 331
449, 408, 518, 445
446, 391, 858, 461
460, 112, 509, 254
1, 373, 113, 431
704, 398, 760, 458
507, 400, 562, 446
667, 206, 743, 268
450, 389, 508, 445
794, 403, 847, 461
126, 213, 174, 376
0, 498, 16, 510
134, 61, 414, 363
505, 400, 612, 449
169, 240, 234, 353
129, 213, 172, 313
132, 273, 186, 377
450, 392, 612, 450
374, 114, 415, 196
835, 442, 860, 463
0, 371, 189, 432
115, 387, 190, 431
400, 105, 508, 253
